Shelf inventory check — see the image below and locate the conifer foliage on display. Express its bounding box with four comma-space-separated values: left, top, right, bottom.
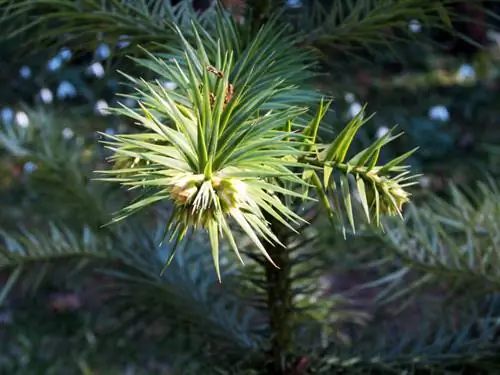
97, 16, 415, 279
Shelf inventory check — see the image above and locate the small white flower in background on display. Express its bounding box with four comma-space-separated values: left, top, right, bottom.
376, 126, 390, 139
344, 92, 355, 103
419, 175, 431, 189
95, 43, 111, 60
456, 63, 476, 82
1, 108, 14, 124
39, 88, 53, 104
23, 161, 37, 174
348, 102, 363, 119
408, 19, 421, 33
56, 81, 77, 100
15, 111, 29, 128
117, 35, 130, 49
47, 56, 63, 71
428, 105, 449, 122
62, 128, 74, 139
87, 62, 105, 78
105, 127, 116, 135
162, 81, 177, 90
95, 99, 110, 116
286, 0, 302, 8
58, 47, 72, 61
19, 66, 32, 79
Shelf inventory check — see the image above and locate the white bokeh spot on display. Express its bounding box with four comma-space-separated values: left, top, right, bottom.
57, 81, 77, 100
428, 105, 449, 122
15, 111, 30, 128
348, 102, 363, 119
95, 100, 110, 116
39, 88, 54, 104
88, 62, 105, 78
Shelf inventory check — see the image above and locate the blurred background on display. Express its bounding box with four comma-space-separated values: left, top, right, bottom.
2, 1, 500, 374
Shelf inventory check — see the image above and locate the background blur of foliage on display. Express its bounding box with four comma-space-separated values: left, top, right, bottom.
2, 1, 500, 192
2, 1, 500, 374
